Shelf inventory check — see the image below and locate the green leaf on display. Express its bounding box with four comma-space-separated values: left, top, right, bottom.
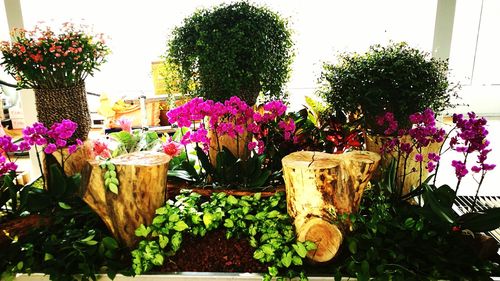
159, 235, 169, 248
248, 170, 271, 188
156, 207, 169, 215
173, 220, 189, 232
169, 213, 180, 222
80, 234, 96, 242
422, 184, 456, 224
281, 252, 292, 268
460, 207, 500, 232
108, 183, 119, 194
168, 170, 197, 182
293, 242, 308, 258
109, 131, 134, 150
261, 244, 274, 255
203, 212, 214, 227
153, 254, 164, 266
135, 224, 151, 237
292, 255, 303, 266
253, 249, 265, 260
44, 253, 54, 261
304, 241, 317, 251
153, 216, 167, 225
48, 164, 67, 198
102, 237, 119, 250
224, 218, 234, 228
348, 239, 357, 254
57, 201, 71, 209
227, 195, 238, 205
196, 146, 215, 175
268, 266, 278, 277
85, 240, 99, 246
171, 232, 182, 252
404, 218, 415, 229
16, 261, 23, 270
253, 192, 261, 201
267, 210, 280, 218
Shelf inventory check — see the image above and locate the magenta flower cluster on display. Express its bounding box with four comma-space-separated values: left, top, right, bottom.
167, 96, 294, 155
377, 108, 446, 172
450, 112, 495, 180
0, 119, 81, 176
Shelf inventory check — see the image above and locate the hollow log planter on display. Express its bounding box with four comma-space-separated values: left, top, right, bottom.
80, 151, 170, 248
282, 151, 381, 263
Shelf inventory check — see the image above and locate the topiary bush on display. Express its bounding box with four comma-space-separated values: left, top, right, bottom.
167, 2, 294, 105
318, 42, 457, 131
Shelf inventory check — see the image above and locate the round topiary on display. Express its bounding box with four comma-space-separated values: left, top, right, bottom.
318, 42, 457, 131
167, 2, 294, 105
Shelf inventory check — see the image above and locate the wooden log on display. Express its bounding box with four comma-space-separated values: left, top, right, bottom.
208, 128, 251, 166
41, 141, 92, 185
80, 151, 170, 248
282, 151, 380, 262
0, 215, 50, 248
366, 134, 441, 197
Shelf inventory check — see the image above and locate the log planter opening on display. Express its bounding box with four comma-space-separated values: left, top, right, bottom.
282, 151, 381, 263
80, 151, 170, 248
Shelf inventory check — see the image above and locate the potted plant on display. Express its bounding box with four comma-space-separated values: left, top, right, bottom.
166, 2, 294, 106
318, 42, 456, 131
165, 96, 295, 189
318, 42, 458, 191
0, 23, 110, 140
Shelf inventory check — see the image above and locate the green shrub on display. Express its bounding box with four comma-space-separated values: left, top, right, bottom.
167, 2, 294, 105
318, 42, 457, 131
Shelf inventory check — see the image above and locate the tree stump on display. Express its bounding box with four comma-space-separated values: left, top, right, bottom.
80, 151, 170, 248
282, 151, 380, 262
366, 134, 441, 197
208, 128, 251, 166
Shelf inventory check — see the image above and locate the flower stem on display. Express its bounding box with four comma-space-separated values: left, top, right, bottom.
34, 145, 46, 188
470, 172, 486, 211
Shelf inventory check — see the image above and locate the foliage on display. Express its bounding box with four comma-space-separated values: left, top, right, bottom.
0, 120, 128, 281
292, 96, 363, 154
333, 185, 500, 281
0, 23, 110, 89
0, 162, 128, 281
132, 191, 315, 280
167, 2, 294, 105
318, 42, 457, 131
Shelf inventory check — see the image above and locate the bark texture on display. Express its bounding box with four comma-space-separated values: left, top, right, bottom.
282, 151, 380, 262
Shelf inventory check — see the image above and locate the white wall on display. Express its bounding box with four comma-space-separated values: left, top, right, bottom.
14, 0, 437, 111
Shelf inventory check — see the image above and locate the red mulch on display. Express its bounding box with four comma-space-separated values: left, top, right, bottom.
158, 228, 268, 273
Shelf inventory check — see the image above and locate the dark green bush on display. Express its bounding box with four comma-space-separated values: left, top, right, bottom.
167, 2, 294, 105
318, 42, 457, 130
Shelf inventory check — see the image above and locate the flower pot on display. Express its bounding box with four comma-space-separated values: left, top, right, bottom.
365, 134, 441, 196
34, 83, 91, 141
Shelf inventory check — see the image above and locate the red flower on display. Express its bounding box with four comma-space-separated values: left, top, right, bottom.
29, 53, 43, 63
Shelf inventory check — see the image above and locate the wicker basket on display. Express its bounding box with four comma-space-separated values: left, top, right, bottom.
34, 83, 91, 141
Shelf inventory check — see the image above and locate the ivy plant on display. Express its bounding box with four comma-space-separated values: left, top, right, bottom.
132, 191, 316, 280
167, 2, 294, 105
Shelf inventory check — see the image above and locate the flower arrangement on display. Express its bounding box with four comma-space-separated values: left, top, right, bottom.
0, 119, 82, 216
0, 23, 110, 89
166, 96, 295, 187
377, 109, 496, 210
167, 96, 295, 155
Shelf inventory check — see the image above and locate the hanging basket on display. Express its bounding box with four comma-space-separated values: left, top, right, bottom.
34, 83, 91, 141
